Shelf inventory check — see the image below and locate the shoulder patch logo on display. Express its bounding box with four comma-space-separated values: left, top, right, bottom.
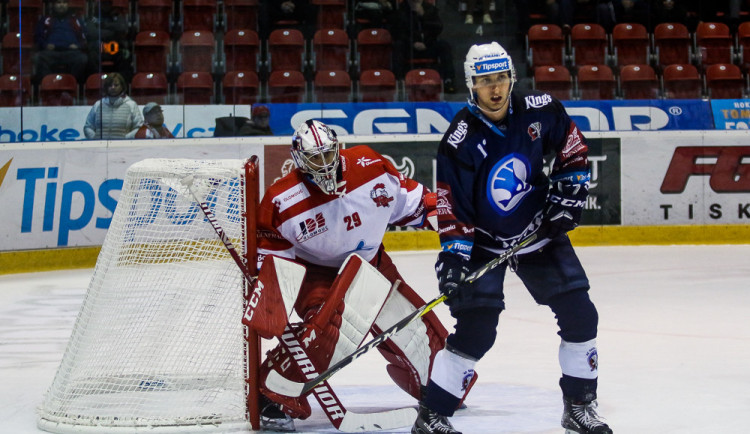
486, 153, 533, 215
527, 122, 541, 141
525, 94, 552, 109
370, 183, 394, 207
447, 120, 469, 148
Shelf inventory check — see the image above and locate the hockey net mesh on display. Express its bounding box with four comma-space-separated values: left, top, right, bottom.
38, 159, 254, 432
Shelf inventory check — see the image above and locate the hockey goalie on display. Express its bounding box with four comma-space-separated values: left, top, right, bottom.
244, 120, 476, 431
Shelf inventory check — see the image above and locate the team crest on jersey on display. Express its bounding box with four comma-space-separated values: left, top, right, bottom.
370, 183, 394, 207
527, 122, 541, 141
486, 153, 533, 216
447, 120, 468, 148
296, 212, 328, 242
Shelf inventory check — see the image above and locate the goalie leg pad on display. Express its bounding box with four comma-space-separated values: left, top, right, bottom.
259, 331, 313, 420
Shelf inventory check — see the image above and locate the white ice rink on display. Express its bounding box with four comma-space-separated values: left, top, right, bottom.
2, 244, 749, 433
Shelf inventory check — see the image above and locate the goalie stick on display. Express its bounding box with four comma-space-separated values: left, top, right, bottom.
265, 232, 539, 398
181, 175, 417, 432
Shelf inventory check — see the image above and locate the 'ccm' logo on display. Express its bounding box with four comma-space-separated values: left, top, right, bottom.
661, 146, 750, 193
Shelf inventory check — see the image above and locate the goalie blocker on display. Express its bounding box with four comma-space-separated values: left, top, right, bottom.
244, 252, 477, 420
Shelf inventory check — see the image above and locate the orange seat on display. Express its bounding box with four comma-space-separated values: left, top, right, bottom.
84, 73, 108, 105
136, 0, 174, 32
222, 71, 259, 105
223, 0, 259, 31
313, 0, 347, 29
739, 22, 750, 72
570, 23, 608, 67
313, 70, 352, 102
404, 68, 442, 102
654, 23, 691, 69
533, 65, 572, 100
576, 64, 615, 100
179, 31, 216, 73
223, 29, 260, 73
619, 64, 660, 99
0, 75, 31, 107
134, 31, 172, 74
182, 0, 217, 32
131, 72, 169, 105
696, 22, 734, 68
662, 64, 702, 99
526, 24, 566, 67
1, 33, 33, 77
267, 70, 307, 103
705, 64, 745, 99
358, 69, 397, 102
267, 29, 306, 72
39, 74, 78, 106
612, 23, 649, 67
176, 72, 214, 104
356, 28, 392, 73
313, 29, 350, 72
6, 0, 42, 33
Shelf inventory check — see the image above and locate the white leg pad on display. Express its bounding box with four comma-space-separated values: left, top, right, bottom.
429, 348, 477, 399
559, 338, 598, 379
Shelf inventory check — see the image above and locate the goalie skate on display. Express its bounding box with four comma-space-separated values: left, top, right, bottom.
260, 396, 295, 432
561, 397, 612, 434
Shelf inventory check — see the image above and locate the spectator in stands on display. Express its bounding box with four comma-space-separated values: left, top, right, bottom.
84, 72, 143, 139
85, 0, 133, 81
34, 0, 89, 83
465, 0, 493, 24
353, 0, 396, 32
238, 105, 274, 136
612, 0, 650, 29
392, 0, 458, 93
126, 103, 174, 139
268, 0, 315, 37
553, 0, 617, 32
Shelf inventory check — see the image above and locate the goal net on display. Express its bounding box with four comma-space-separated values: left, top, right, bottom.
38, 158, 261, 433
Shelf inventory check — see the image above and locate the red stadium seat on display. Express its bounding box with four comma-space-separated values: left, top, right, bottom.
662, 64, 703, 99
526, 24, 566, 67
619, 64, 660, 99
131, 72, 169, 105
313, 29, 351, 72
134, 31, 172, 74
739, 22, 750, 72
223, 0, 259, 31
1, 33, 33, 77
267, 29, 306, 72
576, 64, 616, 100
612, 23, 650, 68
570, 23, 608, 67
39, 74, 78, 106
222, 71, 259, 105
705, 64, 745, 99
181, 0, 217, 32
313, 0, 347, 29
654, 23, 692, 69
84, 73, 108, 105
533, 65, 572, 100
223, 29, 260, 73
695, 22, 734, 69
404, 68, 442, 102
179, 31, 216, 73
176, 72, 214, 104
358, 69, 397, 102
357, 28, 392, 73
136, 0, 174, 32
313, 70, 352, 102
6, 0, 42, 33
0, 75, 31, 107
267, 70, 307, 103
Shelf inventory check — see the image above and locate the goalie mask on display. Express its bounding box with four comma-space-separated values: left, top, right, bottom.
464, 42, 516, 101
291, 119, 341, 195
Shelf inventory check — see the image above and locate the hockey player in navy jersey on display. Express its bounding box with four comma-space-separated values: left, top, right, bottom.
411, 43, 613, 434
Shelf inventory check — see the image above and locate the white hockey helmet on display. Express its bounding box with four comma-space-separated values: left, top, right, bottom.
464, 42, 516, 93
291, 119, 341, 195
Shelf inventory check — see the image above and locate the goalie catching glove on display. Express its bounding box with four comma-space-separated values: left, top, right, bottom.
540, 171, 590, 239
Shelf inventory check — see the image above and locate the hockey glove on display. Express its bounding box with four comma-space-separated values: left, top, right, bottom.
541, 174, 589, 239
435, 251, 471, 303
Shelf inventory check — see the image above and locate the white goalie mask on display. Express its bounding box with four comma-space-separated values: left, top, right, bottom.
464, 42, 516, 99
291, 119, 341, 195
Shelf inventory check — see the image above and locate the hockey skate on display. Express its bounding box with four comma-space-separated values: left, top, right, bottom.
561, 396, 612, 434
260, 396, 295, 432
411, 404, 462, 434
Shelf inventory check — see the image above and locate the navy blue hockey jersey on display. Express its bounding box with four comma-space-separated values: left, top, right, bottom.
436, 89, 590, 256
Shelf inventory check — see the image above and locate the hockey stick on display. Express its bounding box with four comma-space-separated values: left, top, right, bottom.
265, 232, 539, 398
181, 175, 417, 431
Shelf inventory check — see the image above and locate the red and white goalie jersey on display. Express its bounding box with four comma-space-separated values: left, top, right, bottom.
257, 145, 430, 268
